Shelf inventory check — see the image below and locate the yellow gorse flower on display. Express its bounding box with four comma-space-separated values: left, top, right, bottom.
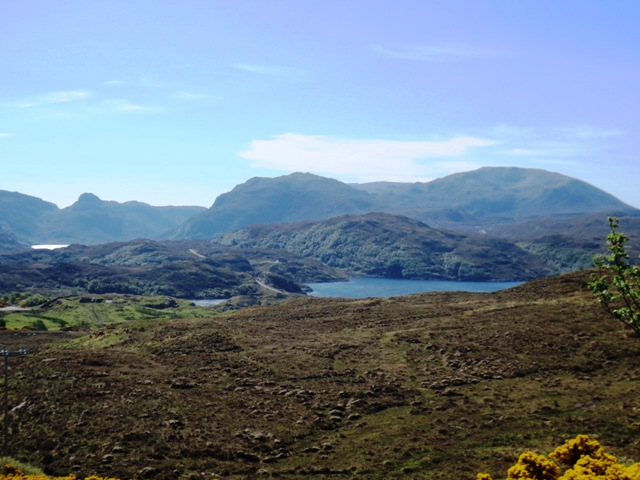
506, 452, 559, 480
479, 436, 640, 480
0, 464, 122, 480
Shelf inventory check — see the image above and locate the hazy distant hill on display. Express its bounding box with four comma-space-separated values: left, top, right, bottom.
353, 167, 632, 226
484, 210, 640, 243
0, 231, 29, 253
174, 167, 635, 239
485, 211, 640, 273
2, 167, 636, 248
38, 193, 206, 244
0, 190, 206, 246
0, 190, 59, 242
219, 212, 552, 281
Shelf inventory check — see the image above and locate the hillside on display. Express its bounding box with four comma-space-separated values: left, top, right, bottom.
173, 167, 636, 239
487, 210, 640, 246
353, 167, 634, 228
0, 191, 59, 243
219, 212, 552, 281
38, 194, 207, 244
3, 270, 639, 479
0, 239, 344, 303
173, 172, 377, 239
0, 191, 206, 246
0, 231, 29, 253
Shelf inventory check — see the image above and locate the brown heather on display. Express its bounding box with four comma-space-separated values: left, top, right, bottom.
0, 270, 639, 479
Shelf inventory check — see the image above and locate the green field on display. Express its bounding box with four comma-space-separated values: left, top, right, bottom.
0, 294, 221, 331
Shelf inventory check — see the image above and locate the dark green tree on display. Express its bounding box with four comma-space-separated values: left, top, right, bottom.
588, 216, 640, 337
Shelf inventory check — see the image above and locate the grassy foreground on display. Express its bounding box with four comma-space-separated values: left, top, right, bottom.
0, 270, 638, 479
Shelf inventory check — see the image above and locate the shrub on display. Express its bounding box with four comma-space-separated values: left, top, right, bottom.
29, 319, 48, 331
21, 295, 49, 308
477, 435, 640, 479
0, 463, 121, 480
506, 452, 559, 480
589, 217, 640, 338
0, 457, 45, 476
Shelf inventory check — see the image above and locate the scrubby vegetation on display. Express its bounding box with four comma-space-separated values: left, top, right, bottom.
219, 212, 552, 281
0, 294, 221, 330
2, 270, 639, 479
1, 293, 50, 308
590, 217, 640, 337
0, 240, 341, 305
0, 457, 46, 476
0, 462, 120, 480
478, 435, 640, 479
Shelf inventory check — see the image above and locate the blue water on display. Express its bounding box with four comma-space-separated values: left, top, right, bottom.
307, 277, 523, 298
191, 299, 226, 307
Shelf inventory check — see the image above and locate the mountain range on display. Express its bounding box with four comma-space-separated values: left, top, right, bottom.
1, 167, 638, 295
1, 167, 635, 248
174, 167, 635, 239
0, 191, 205, 247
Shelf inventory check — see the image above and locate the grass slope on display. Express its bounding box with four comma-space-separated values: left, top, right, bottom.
1, 270, 638, 479
0, 294, 218, 330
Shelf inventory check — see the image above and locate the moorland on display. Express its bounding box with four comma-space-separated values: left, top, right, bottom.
0, 270, 639, 479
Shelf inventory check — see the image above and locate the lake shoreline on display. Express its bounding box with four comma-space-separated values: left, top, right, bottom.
306, 277, 523, 299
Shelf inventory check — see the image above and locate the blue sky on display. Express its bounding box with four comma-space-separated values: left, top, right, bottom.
1, 0, 639, 208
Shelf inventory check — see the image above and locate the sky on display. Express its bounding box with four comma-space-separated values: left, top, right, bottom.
1, 0, 639, 209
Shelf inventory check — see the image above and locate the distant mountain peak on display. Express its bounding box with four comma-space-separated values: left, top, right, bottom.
76, 192, 102, 205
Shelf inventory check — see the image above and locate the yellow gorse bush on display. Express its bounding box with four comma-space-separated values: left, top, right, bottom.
506, 452, 559, 480
478, 435, 640, 480
0, 464, 121, 480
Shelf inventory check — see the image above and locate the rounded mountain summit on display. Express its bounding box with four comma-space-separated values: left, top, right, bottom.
172, 167, 634, 239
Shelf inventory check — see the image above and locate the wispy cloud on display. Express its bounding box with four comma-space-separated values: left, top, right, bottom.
491, 122, 624, 159
488, 124, 537, 138
483, 121, 632, 181
240, 133, 498, 181
45, 90, 91, 103
171, 91, 216, 101
2, 87, 163, 118
11, 90, 92, 108
504, 148, 540, 156
559, 125, 624, 139
102, 75, 167, 89
240, 123, 626, 186
103, 80, 125, 87
104, 77, 216, 102
235, 63, 304, 77
98, 99, 161, 113
171, 63, 195, 69
0, 133, 15, 138
373, 43, 507, 62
